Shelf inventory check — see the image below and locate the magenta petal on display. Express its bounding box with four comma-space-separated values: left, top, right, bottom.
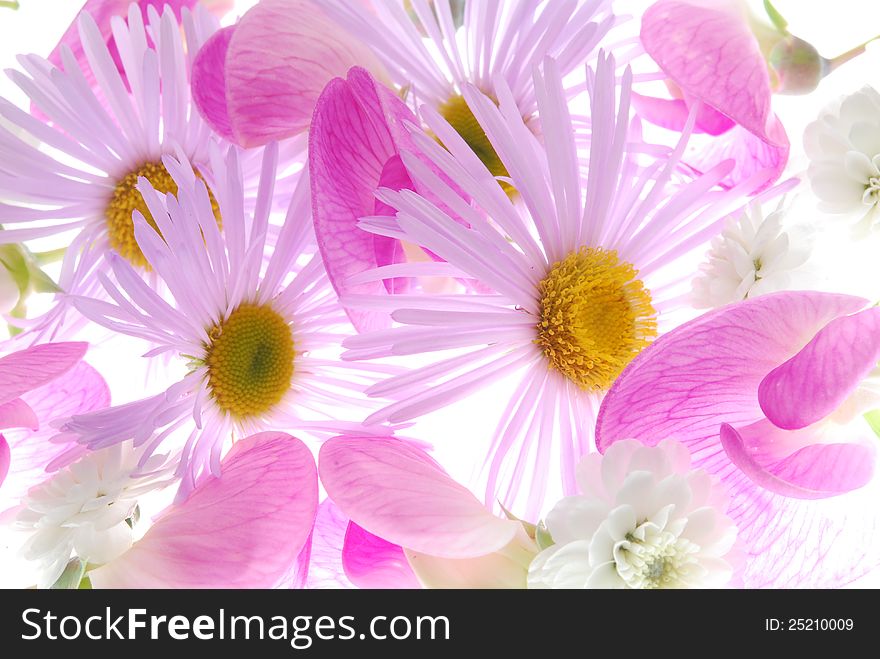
596, 292, 867, 452
632, 93, 735, 135
191, 25, 236, 142
343, 521, 420, 589
0, 398, 39, 432
310, 69, 419, 331
90, 432, 318, 589
319, 436, 519, 559
224, 0, 385, 147
721, 422, 874, 498
759, 307, 880, 430
0, 342, 88, 406
0, 435, 9, 486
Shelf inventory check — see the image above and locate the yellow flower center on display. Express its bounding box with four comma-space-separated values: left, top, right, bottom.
105, 161, 221, 269
439, 94, 513, 194
204, 303, 295, 419
535, 247, 657, 391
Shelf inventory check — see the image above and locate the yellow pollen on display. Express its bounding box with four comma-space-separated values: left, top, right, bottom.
204, 303, 295, 419
105, 161, 221, 269
535, 247, 657, 391
438, 94, 514, 195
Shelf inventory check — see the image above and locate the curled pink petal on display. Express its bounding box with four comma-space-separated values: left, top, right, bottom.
721, 422, 874, 498
304, 499, 354, 589
631, 93, 735, 135
190, 25, 236, 141
0, 399, 38, 432
319, 436, 519, 559
221, 0, 386, 147
90, 432, 318, 588
0, 342, 88, 405
343, 521, 420, 589
759, 307, 880, 430
596, 292, 867, 451
0, 435, 8, 487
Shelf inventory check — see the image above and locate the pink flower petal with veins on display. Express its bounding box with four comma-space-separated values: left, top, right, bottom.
190, 25, 236, 142
721, 421, 875, 498
0, 435, 9, 487
304, 499, 355, 589
0, 399, 38, 432
319, 436, 520, 559
206, 0, 386, 148
759, 307, 880, 430
639, 0, 789, 191
90, 432, 318, 589
0, 342, 87, 406
343, 521, 420, 589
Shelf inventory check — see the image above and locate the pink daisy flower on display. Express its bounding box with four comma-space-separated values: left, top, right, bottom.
61, 145, 390, 495
342, 53, 774, 516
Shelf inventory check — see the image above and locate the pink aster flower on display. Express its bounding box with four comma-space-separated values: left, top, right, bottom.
634, 0, 790, 192
342, 53, 773, 516
2, 431, 316, 589
190, 0, 387, 148
596, 291, 880, 587
321, 436, 740, 589
0, 4, 219, 336
62, 145, 391, 495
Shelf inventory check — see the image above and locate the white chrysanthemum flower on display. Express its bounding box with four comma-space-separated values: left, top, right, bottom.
691, 201, 813, 309
14, 442, 174, 589
527, 440, 740, 589
805, 86, 880, 231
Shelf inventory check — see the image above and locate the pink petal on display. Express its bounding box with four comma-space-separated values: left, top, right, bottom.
759, 307, 880, 430
0, 342, 87, 406
304, 499, 354, 589
309, 68, 418, 331
1, 362, 110, 509
0, 435, 8, 487
0, 398, 38, 432
640, 1, 789, 191
632, 93, 735, 135
319, 436, 519, 559
190, 25, 236, 142
596, 292, 867, 452
720, 422, 874, 499
223, 0, 386, 147
89, 432, 318, 589
343, 521, 420, 589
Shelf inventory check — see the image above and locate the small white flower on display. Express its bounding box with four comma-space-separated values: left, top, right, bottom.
527, 440, 740, 589
805, 86, 880, 230
15, 443, 174, 588
691, 202, 812, 309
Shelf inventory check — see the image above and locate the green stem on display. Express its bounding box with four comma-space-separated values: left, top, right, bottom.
763, 0, 789, 34
32, 247, 66, 265
0, 1, 20, 10
826, 35, 880, 73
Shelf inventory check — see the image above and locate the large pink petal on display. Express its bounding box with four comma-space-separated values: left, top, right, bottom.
1, 362, 110, 509
0, 435, 8, 486
90, 432, 318, 589
224, 0, 386, 147
0, 342, 87, 406
0, 399, 38, 432
343, 521, 420, 589
759, 307, 880, 430
319, 436, 519, 559
190, 25, 236, 142
596, 292, 867, 452
721, 421, 875, 499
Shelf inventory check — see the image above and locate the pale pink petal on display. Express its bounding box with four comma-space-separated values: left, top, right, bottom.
343, 521, 420, 589
304, 499, 354, 589
319, 436, 519, 559
0, 342, 88, 406
190, 25, 236, 141
89, 432, 318, 589
223, 0, 386, 147
0, 435, 8, 486
759, 307, 880, 430
631, 93, 735, 135
596, 292, 867, 451
0, 399, 38, 432
2, 362, 110, 508
404, 536, 531, 589
721, 422, 875, 498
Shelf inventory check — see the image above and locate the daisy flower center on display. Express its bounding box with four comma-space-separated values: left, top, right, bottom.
439, 94, 512, 193
535, 247, 657, 391
106, 161, 221, 269
205, 303, 295, 419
